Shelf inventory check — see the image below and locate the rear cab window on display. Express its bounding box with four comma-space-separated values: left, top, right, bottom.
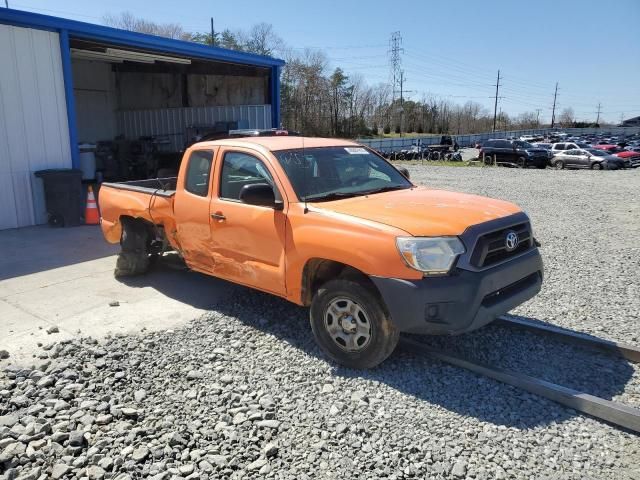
184, 150, 214, 196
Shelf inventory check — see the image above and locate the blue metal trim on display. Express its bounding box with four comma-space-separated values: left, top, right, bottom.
58, 29, 79, 169
271, 66, 281, 128
0, 8, 285, 68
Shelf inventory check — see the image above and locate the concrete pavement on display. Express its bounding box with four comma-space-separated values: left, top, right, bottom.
0, 225, 239, 365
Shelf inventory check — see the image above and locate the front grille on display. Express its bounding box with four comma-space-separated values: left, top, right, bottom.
470, 223, 532, 268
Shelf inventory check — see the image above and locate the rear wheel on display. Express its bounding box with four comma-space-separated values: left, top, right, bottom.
310, 279, 399, 369
517, 156, 527, 168
554, 159, 565, 170
114, 218, 151, 277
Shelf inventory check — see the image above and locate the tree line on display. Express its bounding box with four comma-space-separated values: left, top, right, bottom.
104, 13, 591, 137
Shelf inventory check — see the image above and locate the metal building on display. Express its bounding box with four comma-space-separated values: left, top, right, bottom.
0, 8, 284, 230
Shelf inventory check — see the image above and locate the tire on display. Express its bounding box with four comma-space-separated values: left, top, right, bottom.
517, 156, 527, 168
591, 162, 602, 170
114, 218, 151, 277
310, 279, 399, 369
430, 151, 441, 161
554, 160, 565, 170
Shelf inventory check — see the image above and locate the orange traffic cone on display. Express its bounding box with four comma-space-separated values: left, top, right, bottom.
85, 185, 100, 225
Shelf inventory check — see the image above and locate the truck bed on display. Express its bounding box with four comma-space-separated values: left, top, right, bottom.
101, 177, 177, 197
99, 177, 178, 244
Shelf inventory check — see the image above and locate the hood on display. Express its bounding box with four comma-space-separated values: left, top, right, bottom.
615, 151, 638, 158
309, 187, 522, 236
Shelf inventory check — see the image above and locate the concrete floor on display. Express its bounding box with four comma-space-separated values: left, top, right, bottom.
0, 225, 239, 365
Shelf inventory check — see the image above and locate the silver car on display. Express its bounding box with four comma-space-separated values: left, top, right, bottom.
552, 148, 625, 170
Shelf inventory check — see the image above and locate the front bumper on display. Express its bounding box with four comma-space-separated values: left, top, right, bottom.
527, 156, 548, 168
371, 247, 543, 335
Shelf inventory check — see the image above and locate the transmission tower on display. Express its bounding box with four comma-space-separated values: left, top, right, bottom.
389, 32, 403, 103
388, 32, 403, 130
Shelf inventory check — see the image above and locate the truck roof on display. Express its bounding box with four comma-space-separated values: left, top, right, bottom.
194, 136, 361, 152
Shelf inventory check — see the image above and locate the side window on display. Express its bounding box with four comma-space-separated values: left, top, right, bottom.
220, 151, 275, 201
498, 140, 511, 148
184, 150, 214, 196
555, 143, 565, 150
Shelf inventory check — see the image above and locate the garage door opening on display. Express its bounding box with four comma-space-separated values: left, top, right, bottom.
70, 39, 275, 181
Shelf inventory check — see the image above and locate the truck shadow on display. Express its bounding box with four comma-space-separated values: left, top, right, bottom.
119, 257, 637, 431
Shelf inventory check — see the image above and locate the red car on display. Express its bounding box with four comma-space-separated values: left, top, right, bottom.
592, 145, 640, 168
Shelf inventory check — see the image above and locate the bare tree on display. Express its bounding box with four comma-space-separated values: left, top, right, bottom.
102, 12, 191, 40
559, 107, 575, 126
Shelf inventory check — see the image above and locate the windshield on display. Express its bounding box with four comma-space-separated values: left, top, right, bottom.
274, 146, 412, 201
588, 149, 607, 157
514, 141, 534, 149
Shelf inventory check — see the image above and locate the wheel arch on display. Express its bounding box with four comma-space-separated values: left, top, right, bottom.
300, 258, 380, 306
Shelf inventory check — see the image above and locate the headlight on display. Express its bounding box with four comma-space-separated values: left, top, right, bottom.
396, 237, 465, 275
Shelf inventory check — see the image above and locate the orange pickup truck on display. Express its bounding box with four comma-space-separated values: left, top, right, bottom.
99, 132, 543, 368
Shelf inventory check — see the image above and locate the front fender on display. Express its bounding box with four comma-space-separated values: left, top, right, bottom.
284, 204, 421, 304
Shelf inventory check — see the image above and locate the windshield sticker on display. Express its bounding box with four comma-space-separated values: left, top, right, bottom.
344, 147, 368, 155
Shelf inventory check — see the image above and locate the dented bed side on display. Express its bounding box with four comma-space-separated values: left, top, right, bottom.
99, 181, 177, 246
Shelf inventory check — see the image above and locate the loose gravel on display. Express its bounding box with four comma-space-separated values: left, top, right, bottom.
1, 166, 639, 480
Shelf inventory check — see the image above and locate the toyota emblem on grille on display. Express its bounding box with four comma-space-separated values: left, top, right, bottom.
505, 231, 519, 252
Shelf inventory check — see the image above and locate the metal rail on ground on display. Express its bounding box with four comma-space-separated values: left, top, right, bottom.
400, 337, 640, 434
495, 316, 640, 364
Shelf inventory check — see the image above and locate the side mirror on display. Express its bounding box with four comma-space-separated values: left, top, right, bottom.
239, 183, 284, 210
397, 166, 410, 180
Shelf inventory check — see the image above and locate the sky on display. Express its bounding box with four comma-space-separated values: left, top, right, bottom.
5, 0, 640, 124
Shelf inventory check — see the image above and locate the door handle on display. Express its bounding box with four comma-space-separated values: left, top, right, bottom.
211, 212, 226, 221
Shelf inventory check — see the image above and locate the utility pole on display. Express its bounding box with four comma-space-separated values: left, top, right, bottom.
210, 18, 216, 46
4, 1, 8, 8
400, 70, 404, 137
398, 70, 414, 137
535, 109, 541, 126
550, 82, 558, 128
595, 102, 602, 125
492, 70, 500, 132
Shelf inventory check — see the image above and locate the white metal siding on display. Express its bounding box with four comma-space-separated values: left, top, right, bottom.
116, 104, 272, 152
0, 24, 71, 230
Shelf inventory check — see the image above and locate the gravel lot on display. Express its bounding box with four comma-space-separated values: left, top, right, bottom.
1, 166, 639, 480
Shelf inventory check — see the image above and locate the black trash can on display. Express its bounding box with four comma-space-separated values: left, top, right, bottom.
34, 169, 83, 227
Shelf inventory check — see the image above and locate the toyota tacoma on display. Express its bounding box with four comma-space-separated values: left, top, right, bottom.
99, 131, 543, 368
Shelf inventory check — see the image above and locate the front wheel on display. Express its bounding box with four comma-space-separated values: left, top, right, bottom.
591, 162, 603, 170
310, 279, 399, 369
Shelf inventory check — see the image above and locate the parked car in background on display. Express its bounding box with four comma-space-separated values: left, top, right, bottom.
612, 150, 640, 168
592, 144, 640, 166
520, 134, 544, 143
551, 149, 625, 170
479, 139, 548, 168
550, 142, 591, 156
